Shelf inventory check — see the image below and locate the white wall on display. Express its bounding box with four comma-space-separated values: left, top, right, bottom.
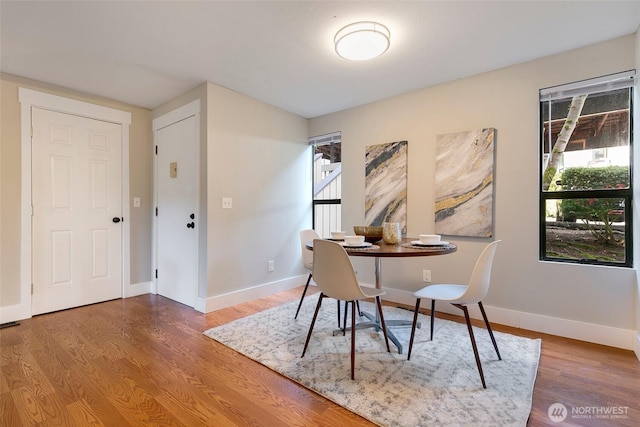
205, 83, 311, 307
310, 35, 638, 349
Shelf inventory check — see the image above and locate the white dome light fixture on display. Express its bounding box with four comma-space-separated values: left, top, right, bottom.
334, 21, 390, 61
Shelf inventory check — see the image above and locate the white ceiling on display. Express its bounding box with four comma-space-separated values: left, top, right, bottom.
2, 1, 639, 118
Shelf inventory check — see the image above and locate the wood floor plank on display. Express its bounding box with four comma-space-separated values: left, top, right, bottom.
66, 399, 105, 427
11, 386, 46, 425
0, 391, 21, 426
1, 288, 638, 426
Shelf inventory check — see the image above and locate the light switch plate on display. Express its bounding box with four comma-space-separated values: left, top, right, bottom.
133, 197, 141, 208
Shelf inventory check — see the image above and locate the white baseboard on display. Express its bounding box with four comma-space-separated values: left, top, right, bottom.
124, 281, 153, 298
194, 296, 207, 313
203, 275, 307, 313
382, 287, 636, 351
0, 301, 31, 324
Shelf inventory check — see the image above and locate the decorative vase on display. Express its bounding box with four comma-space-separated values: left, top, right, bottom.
382, 222, 401, 244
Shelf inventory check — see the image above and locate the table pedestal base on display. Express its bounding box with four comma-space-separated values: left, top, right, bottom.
333, 310, 420, 354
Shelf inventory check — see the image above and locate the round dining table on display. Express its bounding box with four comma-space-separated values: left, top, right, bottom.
306, 237, 457, 353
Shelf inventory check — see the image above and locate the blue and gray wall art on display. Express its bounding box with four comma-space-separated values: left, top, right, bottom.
365, 140, 408, 233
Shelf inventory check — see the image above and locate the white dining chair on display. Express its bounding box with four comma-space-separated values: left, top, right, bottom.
295, 229, 320, 319
297, 230, 347, 327
301, 239, 390, 380
407, 240, 502, 388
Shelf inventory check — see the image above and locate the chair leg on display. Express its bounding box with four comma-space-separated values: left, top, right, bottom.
478, 301, 501, 360
375, 296, 391, 353
342, 300, 348, 336
301, 293, 324, 358
407, 298, 421, 360
430, 299, 436, 340
294, 274, 312, 319
350, 300, 356, 380
341, 300, 363, 334
455, 304, 487, 389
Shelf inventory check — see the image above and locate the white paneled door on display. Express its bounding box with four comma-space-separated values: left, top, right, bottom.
156, 114, 198, 308
31, 107, 123, 315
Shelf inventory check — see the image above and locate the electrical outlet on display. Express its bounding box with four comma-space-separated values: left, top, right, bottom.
423, 269, 431, 282
222, 197, 233, 209
268, 260, 275, 272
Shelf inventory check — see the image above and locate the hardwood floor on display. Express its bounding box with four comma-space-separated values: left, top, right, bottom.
1, 287, 638, 426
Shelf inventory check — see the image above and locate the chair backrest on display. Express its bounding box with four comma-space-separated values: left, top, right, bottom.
312, 239, 368, 302
299, 229, 319, 271
458, 240, 501, 305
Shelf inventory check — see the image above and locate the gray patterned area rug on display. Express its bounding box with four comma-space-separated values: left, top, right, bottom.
204, 294, 540, 426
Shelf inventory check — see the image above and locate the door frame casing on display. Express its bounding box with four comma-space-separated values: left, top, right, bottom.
15, 88, 131, 320
152, 100, 202, 309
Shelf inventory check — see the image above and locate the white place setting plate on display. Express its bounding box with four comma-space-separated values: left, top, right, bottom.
340, 242, 373, 248
411, 240, 450, 247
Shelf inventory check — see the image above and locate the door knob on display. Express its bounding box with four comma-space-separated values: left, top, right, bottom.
187, 222, 195, 228
112, 217, 122, 223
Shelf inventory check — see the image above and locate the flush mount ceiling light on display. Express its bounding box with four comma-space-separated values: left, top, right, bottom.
334, 21, 390, 61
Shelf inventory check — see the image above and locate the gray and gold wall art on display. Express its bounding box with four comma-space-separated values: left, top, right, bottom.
365, 140, 408, 233
435, 128, 495, 237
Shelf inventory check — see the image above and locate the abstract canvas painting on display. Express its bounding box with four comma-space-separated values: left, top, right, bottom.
365, 140, 407, 232
435, 129, 495, 237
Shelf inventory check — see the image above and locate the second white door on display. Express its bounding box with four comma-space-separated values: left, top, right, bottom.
156, 115, 199, 307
